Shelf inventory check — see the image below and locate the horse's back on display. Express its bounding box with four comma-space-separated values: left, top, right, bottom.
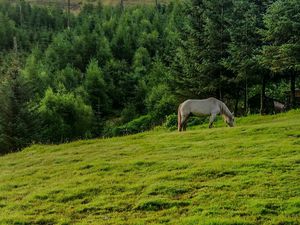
181, 98, 221, 115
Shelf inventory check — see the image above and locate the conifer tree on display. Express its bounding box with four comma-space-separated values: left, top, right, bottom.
261, 0, 300, 108
84, 59, 110, 136
224, 0, 260, 113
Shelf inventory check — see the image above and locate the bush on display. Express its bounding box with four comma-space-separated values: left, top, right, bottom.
121, 104, 138, 123
146, 84, 177, 123
38, 88, 93, 143
164, 114, 208, 131
103, 114, 154, 137
164, 114, 178, 130
187, 116, 208, 127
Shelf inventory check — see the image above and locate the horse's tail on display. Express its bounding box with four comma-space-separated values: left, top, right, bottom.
178, 104, 182, 132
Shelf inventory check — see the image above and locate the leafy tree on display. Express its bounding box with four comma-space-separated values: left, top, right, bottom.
38, 88, 93, 143
146, 84, 177, 123
146, 59, 177, 122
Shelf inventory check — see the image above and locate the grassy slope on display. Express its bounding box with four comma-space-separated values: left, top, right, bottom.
0, 111, 300, 225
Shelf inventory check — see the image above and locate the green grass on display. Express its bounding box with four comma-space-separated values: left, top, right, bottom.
0, 110, 300, 224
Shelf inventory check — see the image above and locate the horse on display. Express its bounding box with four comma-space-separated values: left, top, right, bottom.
274, 100, 285, 113
178, 97, 234, 131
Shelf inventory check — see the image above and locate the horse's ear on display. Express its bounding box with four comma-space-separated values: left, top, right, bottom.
232, 112, 235, 116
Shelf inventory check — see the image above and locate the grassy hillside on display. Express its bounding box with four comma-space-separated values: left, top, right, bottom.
0, 111, 300, 225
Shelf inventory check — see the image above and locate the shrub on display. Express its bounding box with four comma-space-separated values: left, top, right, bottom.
164, 114, 208, 131
115, 115, 153, 136
121, 104, 138, 123
104, 115, 154, 137
38, 88, 93, 143
146, 84, 177, 123
187, 116, 208, 127
164, 114, 178, 130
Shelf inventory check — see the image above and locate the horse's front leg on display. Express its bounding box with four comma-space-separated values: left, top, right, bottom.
209, 114, 216, 128
183, 119, 188, 131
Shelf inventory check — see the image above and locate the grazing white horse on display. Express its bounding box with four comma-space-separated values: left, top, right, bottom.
178, 97, 234, 131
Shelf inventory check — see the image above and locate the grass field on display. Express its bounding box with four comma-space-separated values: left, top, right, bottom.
0, 111, 300, 224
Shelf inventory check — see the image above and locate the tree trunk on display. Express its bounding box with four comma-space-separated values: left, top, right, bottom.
260, 74, 266, 115
234, 90, 239, 115
67, 0, 70, 29
290, 70, 296, 109
244, 77, 248, 115
19, 2, 22, 26
120, 0, 124, 11
13, 36, 18, 53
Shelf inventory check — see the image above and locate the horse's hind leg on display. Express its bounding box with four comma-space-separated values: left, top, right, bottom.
181, 114, 189, 131
209, 114, 216, 128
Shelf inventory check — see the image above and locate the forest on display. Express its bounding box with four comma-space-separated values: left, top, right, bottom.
0, 0, 299, 153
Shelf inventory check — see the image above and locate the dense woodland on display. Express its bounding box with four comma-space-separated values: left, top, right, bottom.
0, 0, 299, 153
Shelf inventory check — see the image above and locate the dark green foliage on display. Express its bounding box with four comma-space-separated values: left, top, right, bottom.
107, 115, 153, 136
261, 0, 300, 108
164, 114, 177, 130
121, 104, 139, 123
0, 12, 16, 50
0, 54, 39, 153
146, 84, 177, 122
37, 88, 93, 143
0, 0, 299, 152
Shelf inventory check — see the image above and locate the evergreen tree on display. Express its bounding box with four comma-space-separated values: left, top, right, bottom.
201, 0, 233, 99
224, 0, 260, 113
84, 59, 111, 136
0, 12, 16, 50
171, 0, 233, 99
170, 0, 206, 98
261, 0, 300, 108
0, 53, 39, 153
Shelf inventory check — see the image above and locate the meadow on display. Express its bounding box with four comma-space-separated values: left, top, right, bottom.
0, 111, 299, 224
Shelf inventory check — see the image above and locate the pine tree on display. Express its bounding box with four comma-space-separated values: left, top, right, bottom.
84, 59, 111, 136
0, 53, 39, 153
224, 0, 260, 114
171, 0, 233, 99
261, 0, 300, 108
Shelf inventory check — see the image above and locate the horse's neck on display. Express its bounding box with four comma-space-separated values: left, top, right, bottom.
220, 102, 232, 118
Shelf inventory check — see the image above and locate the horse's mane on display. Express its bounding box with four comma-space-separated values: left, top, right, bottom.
220, 101, 233, 119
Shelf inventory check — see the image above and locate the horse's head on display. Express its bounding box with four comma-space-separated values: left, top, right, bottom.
225, 114, 235, 127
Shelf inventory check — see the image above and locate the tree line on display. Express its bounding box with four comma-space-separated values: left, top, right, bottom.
0, 0, 299, 153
